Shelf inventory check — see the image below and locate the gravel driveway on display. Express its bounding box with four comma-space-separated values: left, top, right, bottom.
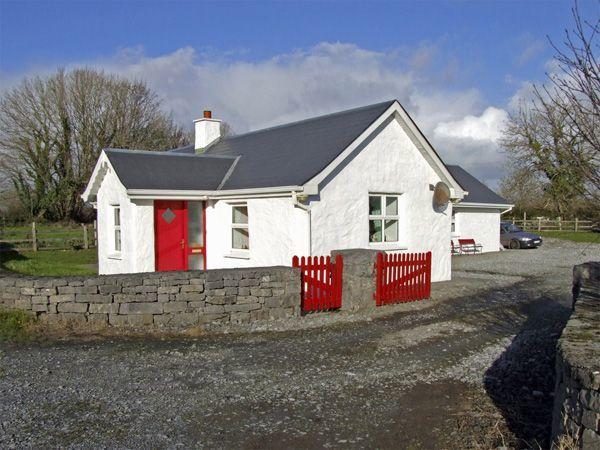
2, 238, 599, 449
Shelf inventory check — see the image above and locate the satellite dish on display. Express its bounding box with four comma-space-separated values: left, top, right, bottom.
433, 182, 451, 212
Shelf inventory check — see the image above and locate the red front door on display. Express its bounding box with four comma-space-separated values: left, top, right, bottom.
154, 200, 207, 272
155, 200, 186, 271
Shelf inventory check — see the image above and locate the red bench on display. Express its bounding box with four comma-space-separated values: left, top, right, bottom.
458, 238, 482, 255
451, 240, 461, 255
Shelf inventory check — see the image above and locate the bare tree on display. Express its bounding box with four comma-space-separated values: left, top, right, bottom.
545, 2, 600, 200
0, 68, 189, 221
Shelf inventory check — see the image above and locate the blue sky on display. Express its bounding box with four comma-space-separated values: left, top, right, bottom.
1, 1, 598, 187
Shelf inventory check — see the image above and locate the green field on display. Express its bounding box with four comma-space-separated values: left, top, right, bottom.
538, 231, 600, 243
0, 248, 98, 276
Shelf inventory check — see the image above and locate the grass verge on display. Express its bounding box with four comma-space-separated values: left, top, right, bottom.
0, 248, 97, 276
538, 231, 600, 243
0, 309, 35, 342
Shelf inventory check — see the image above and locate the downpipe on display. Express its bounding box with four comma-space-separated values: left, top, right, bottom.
292, 191, 312, 256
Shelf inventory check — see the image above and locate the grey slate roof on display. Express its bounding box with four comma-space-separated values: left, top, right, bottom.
446, 165, 508, 205
105, 149, 236, 191
201, 100, 395, 190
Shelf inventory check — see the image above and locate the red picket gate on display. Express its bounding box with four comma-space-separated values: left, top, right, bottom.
374, 251, 432, 306
292, 255, 343, 312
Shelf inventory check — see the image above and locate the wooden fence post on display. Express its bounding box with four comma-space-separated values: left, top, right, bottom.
575, 217, 579, 232
523, 211, 527, 228
558, 216, 562, 231
31, 221, 37, 252
93, 220, 98, 247
83, 224, 89, 249
538, 217, 541, 231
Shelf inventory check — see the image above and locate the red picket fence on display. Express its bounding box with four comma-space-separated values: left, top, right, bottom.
292, 255, 343, 312
374, 252, 431, 306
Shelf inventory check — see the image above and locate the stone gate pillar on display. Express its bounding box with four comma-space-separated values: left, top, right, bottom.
331, 248, 379, 312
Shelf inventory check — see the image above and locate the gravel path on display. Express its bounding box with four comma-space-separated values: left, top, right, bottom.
1, 238, 599, 449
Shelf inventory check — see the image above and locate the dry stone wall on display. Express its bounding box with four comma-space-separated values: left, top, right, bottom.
0, 267, 301, 330
551, 262, 600, 449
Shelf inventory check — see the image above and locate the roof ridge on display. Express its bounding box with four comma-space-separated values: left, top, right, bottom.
209, 100, 396, 146
104, 148, 237, 160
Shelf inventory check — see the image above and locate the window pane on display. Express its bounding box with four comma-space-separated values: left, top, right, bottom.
232, 205, 248, 224
114, 208, 120, 226
369, 196, 382, 216
369, 220, 382, 243
188, 254, 204, 270
384, 220, 398, 242
115, 229, 121, 252
386, 196, 398, 215
232, 227, 249, 249
188, 201, 204, 247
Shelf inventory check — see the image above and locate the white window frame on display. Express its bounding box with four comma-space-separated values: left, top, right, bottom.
230, 203, 249, 253
112, 204, 122, 255
368, 193, 401, 244
451, 209, 458, 235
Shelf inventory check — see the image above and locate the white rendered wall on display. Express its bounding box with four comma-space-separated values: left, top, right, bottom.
206, 197, 309, 269
96, 168, 155, 275
453, 208, 502, 253
309, 117, 452, 282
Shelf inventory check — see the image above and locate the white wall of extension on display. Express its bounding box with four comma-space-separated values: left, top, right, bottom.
309, 116, 453, 282
453, 207, 502, 253
95, 167, 155, 275
205, 197, 310, 269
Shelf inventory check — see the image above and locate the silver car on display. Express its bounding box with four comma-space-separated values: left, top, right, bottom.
500, 222, 543, 249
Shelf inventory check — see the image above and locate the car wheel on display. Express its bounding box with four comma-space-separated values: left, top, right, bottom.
509, 239, 520, 250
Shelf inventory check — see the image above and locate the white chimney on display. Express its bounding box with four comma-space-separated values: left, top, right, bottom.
194, 110, 221, 152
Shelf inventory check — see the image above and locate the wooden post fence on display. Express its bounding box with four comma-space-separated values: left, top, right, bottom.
83, 224, 89, 249
31, 222, 37, 252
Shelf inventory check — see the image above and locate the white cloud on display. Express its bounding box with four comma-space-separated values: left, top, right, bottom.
1, 42, 517, 188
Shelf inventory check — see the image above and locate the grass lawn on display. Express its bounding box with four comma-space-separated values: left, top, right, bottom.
538, 231, 600, 243
0, 248, 98, 276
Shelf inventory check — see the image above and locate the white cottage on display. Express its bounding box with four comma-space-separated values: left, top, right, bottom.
82, 100, 510, 282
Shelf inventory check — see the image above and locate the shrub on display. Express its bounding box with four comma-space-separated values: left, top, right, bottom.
0, 308, 34, 342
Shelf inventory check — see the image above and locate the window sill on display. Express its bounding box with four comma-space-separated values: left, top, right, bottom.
368, 243, 408, 251
225, 250, 250, 260
107, 253, 122, 260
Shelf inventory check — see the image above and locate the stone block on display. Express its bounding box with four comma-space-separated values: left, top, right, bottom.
581, 428, 600, 449
237, 295, 258, 304
250, 309, 269, 321
203, 304, 225, 314
280, 294, 299, 308
239, 278, 260, 287
57, 302, 88, 313
76, 294, 112, 304
198, 313, 228, 324
180, 284, 205, 293
225, 287, 238, 295
224, 303, 260, 313
109, 314, 153, 327
158, 294, 170, 303
206, 280, 224, 290
58, 285, 97, 294
15, 279, 34, 288
154, 312, 198, 328
187, 301, 206, 310
36, 287, 57, 295
87, 314, 108, 325
211, 289, 226, 297
157, 286, 179, 294
20, 287, 36, 295
49, 294, 75, 304
269, 307, 293, 320
99, 285, 122, 295
205, 295, 226, 305
32, 303, 48, 313
176, 292, 206, 302
223, 279, 238, 287
89, 303, 119, 314
84, 278, 106, 286
238, 287, 250, 296
114, 293, 158, 303
581, 409, 600, 430
230, 312, 251, 324
15, 298, 32, 309
264, 297, 282, 308
162, 302, 188, 313
31, 296, 49, 305
33, 279, 55, 288
119, 303, 163, 315
48, 304, 57, 314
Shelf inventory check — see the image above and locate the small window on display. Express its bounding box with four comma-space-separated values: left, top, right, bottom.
113, 205, 121, 252
451, 210, 456, 234
369, 194, 400, 243
231, 204, 249, 250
